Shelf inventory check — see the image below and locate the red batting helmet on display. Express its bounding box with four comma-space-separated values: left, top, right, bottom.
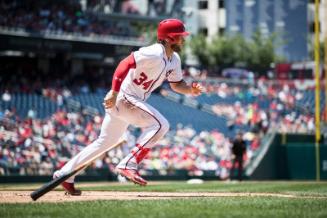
157, 19, 189, 43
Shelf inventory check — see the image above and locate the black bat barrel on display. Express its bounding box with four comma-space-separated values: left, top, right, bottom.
30, 172, 74, 201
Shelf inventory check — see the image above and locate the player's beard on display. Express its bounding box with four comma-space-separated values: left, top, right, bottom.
171, 44, 182, 52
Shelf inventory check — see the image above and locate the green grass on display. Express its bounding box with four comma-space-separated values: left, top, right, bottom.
1, 197, 327, 218
1, 181, 327, 218
80, 181, 327, 196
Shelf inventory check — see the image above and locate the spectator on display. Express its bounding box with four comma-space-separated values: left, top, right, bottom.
27, 108, 37, 119
230, 132, 246, 181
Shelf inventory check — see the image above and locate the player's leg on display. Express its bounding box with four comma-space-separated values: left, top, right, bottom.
115, 95, 169, 185
230, 158, 236, 180
238, 156, 243, 181
54, 112, 128, 193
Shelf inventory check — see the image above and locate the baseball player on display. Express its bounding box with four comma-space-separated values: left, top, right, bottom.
53, 18, 204, 195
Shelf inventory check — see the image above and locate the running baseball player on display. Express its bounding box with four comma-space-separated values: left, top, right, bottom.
53, 18, 204, 195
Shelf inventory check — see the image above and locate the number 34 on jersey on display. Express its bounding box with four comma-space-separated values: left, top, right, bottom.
133, 72, 153, 90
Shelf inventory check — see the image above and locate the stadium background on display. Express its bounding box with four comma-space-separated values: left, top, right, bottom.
0, 0, 327, 185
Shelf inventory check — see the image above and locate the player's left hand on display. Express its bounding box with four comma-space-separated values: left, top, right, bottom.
103, 90, 118, 109
191, 82, 204, 96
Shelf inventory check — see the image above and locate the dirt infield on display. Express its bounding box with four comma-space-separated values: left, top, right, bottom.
1, 191, 326, 203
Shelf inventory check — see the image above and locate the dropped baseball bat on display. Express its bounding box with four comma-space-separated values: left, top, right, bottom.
30, 140, 125, 201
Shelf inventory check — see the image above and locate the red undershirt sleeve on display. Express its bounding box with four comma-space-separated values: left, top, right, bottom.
111, 53, 136, 92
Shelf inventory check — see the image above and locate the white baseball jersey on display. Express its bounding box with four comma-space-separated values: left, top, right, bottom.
120, 43, 183, 100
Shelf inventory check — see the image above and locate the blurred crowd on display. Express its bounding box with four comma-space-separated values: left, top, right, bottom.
0, 59, 112, 95
0, 108, 103, 175
1, 107, 253, 178
201, 77, 318, 135
0, 0, 142, 39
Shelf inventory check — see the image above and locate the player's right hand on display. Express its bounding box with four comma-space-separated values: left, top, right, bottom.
191, 82, 204, 96
103, 90, 118, 109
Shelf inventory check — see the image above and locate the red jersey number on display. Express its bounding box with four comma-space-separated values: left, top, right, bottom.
133, 72, 153, 90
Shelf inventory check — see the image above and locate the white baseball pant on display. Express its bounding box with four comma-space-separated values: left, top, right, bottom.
55, 93, 169, 183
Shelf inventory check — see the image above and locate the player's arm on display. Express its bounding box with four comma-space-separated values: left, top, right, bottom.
103, 54, 135, 109
169, 80, 204, 96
